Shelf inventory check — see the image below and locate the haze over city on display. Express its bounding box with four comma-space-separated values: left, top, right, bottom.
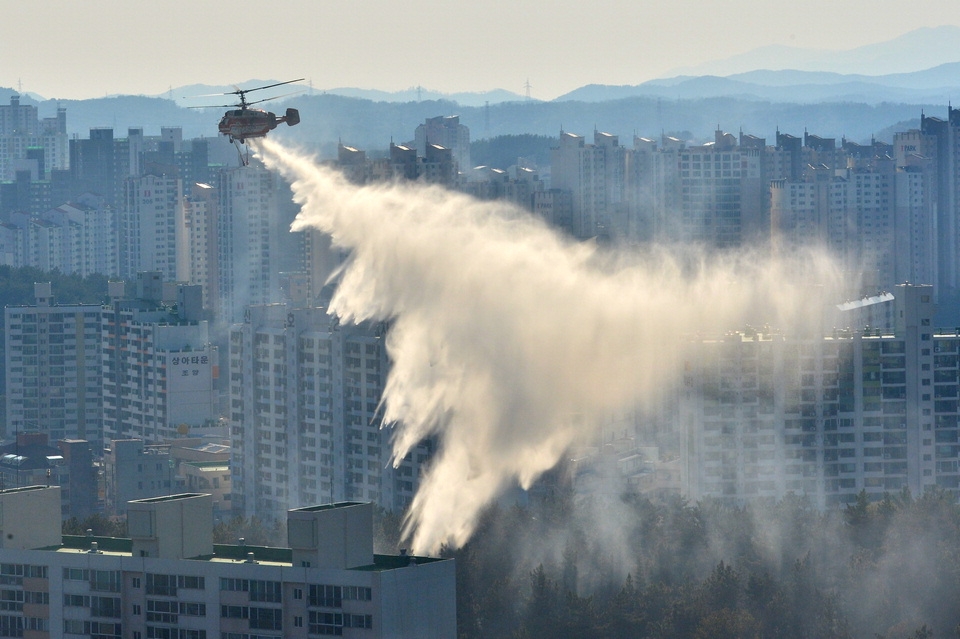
3, 1, 960, 100
6, 3, 960, 637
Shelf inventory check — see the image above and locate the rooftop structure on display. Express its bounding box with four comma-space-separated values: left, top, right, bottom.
0, 489, 456, 638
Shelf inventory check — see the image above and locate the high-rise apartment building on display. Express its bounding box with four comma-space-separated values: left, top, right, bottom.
920, 108, 960, 295
550, 131, 619, 241
7, 194, 118, 277
414, 114, 471, 174
229, 304, 431, 522
682, 284, 952, 507
771, 151, 937, 294
0, 95, 68, 183
4, 283, 103, 445
102, 276, 219, 444
181, 182, 219, 313
119, 172, 184, 281
218, 164, 283, 324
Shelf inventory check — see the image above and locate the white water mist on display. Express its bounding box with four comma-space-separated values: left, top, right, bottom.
256, 139, 843, 554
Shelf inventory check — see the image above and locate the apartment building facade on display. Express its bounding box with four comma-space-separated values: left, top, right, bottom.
4, 283, 103, 445
683, 284, 952, 506
229, 304, 431, 523
0, 488, 455, 639
102, 277, 219, 444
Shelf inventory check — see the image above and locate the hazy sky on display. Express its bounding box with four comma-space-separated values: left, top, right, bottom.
3, 1, 960, 100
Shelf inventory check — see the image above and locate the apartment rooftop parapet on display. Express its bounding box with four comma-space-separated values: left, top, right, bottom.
13, 492, 444, 573
53, 535, 441, 570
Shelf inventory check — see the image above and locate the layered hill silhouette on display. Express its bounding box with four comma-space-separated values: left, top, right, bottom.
3, 27, 960, 157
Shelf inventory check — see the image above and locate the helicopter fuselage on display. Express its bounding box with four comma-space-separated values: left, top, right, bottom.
218, 107, 300, 144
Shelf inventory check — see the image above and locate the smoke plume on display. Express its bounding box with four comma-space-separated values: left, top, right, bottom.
256, 139, 843, 554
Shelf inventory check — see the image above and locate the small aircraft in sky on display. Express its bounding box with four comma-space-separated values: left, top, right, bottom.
188, 79, 303, 162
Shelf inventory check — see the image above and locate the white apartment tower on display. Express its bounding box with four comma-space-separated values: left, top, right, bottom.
120, 173, 184, 281
550, 131, 621, 241
218, 164, 282, 324
4, 283, 103, 445
771, 154, 936, 295
229, 305, 431, 522
10, 194, 118, 277
683, 284, 953, 507
180, 182, 219, 312
0, 95, 68, 181
102, 276, 219, 444
414, 115, 471, 174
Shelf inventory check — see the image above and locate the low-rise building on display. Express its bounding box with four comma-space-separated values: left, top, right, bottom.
0, 488, 456, 638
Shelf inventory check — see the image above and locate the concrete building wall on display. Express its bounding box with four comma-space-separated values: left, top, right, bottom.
683, 284, 949, 507
229, 304, 431, 522
4, 290, 103, 445
0, 493, 455, 639
0, 486, 61, 549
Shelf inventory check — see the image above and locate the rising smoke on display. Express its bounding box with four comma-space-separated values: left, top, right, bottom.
256, 139, 844, 554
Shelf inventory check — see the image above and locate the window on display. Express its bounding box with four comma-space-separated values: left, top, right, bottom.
309, 611, 343, 635
343, 586, 372, 601
346, 614, 373, 629
147, 599, 178, 623
309, 584, 342, 607
249, 607, 283, 630
294, 588, 303, 600
91, 570, 122, 592
90, 596, 122, 618
64, 594, 89, 607
63, 567, 89, 581
249, 580, 282, 603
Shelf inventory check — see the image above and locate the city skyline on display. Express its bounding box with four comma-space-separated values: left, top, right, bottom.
2, 1, 960, 101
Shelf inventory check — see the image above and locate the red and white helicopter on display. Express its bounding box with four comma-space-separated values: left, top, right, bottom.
190, 79, 303, 163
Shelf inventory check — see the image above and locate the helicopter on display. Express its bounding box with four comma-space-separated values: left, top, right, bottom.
189, 79, 304, 162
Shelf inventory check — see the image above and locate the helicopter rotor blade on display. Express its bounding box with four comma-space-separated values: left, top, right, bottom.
244, 90, 305, 107
183, 91, 233, 99
182, 79, 303, 101
241, 79, 305, 95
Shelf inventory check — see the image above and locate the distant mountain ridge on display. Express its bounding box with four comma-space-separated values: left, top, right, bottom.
172, 82, 523, 109
2, 26, 959, 158
554, 63, 960, 105
666, 25, 960, 77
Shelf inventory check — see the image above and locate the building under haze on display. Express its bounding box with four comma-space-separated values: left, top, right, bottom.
0, 94, 68, 183
414, 114, 471, 175
101, 275, 219, 444
682, 284, 959, 507
4, 282, 104, 446
119, 171, 183, 282
229, 304, 432, 523
218, 164, 284, 323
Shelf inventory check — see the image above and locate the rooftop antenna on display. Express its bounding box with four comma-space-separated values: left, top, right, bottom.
524, 78, 532, 101
17, 78, 22, 94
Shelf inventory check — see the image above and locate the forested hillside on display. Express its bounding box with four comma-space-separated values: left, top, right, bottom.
432, 487, 960, 639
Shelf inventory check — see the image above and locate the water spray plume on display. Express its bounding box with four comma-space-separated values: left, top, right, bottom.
256, 139, 844, 554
